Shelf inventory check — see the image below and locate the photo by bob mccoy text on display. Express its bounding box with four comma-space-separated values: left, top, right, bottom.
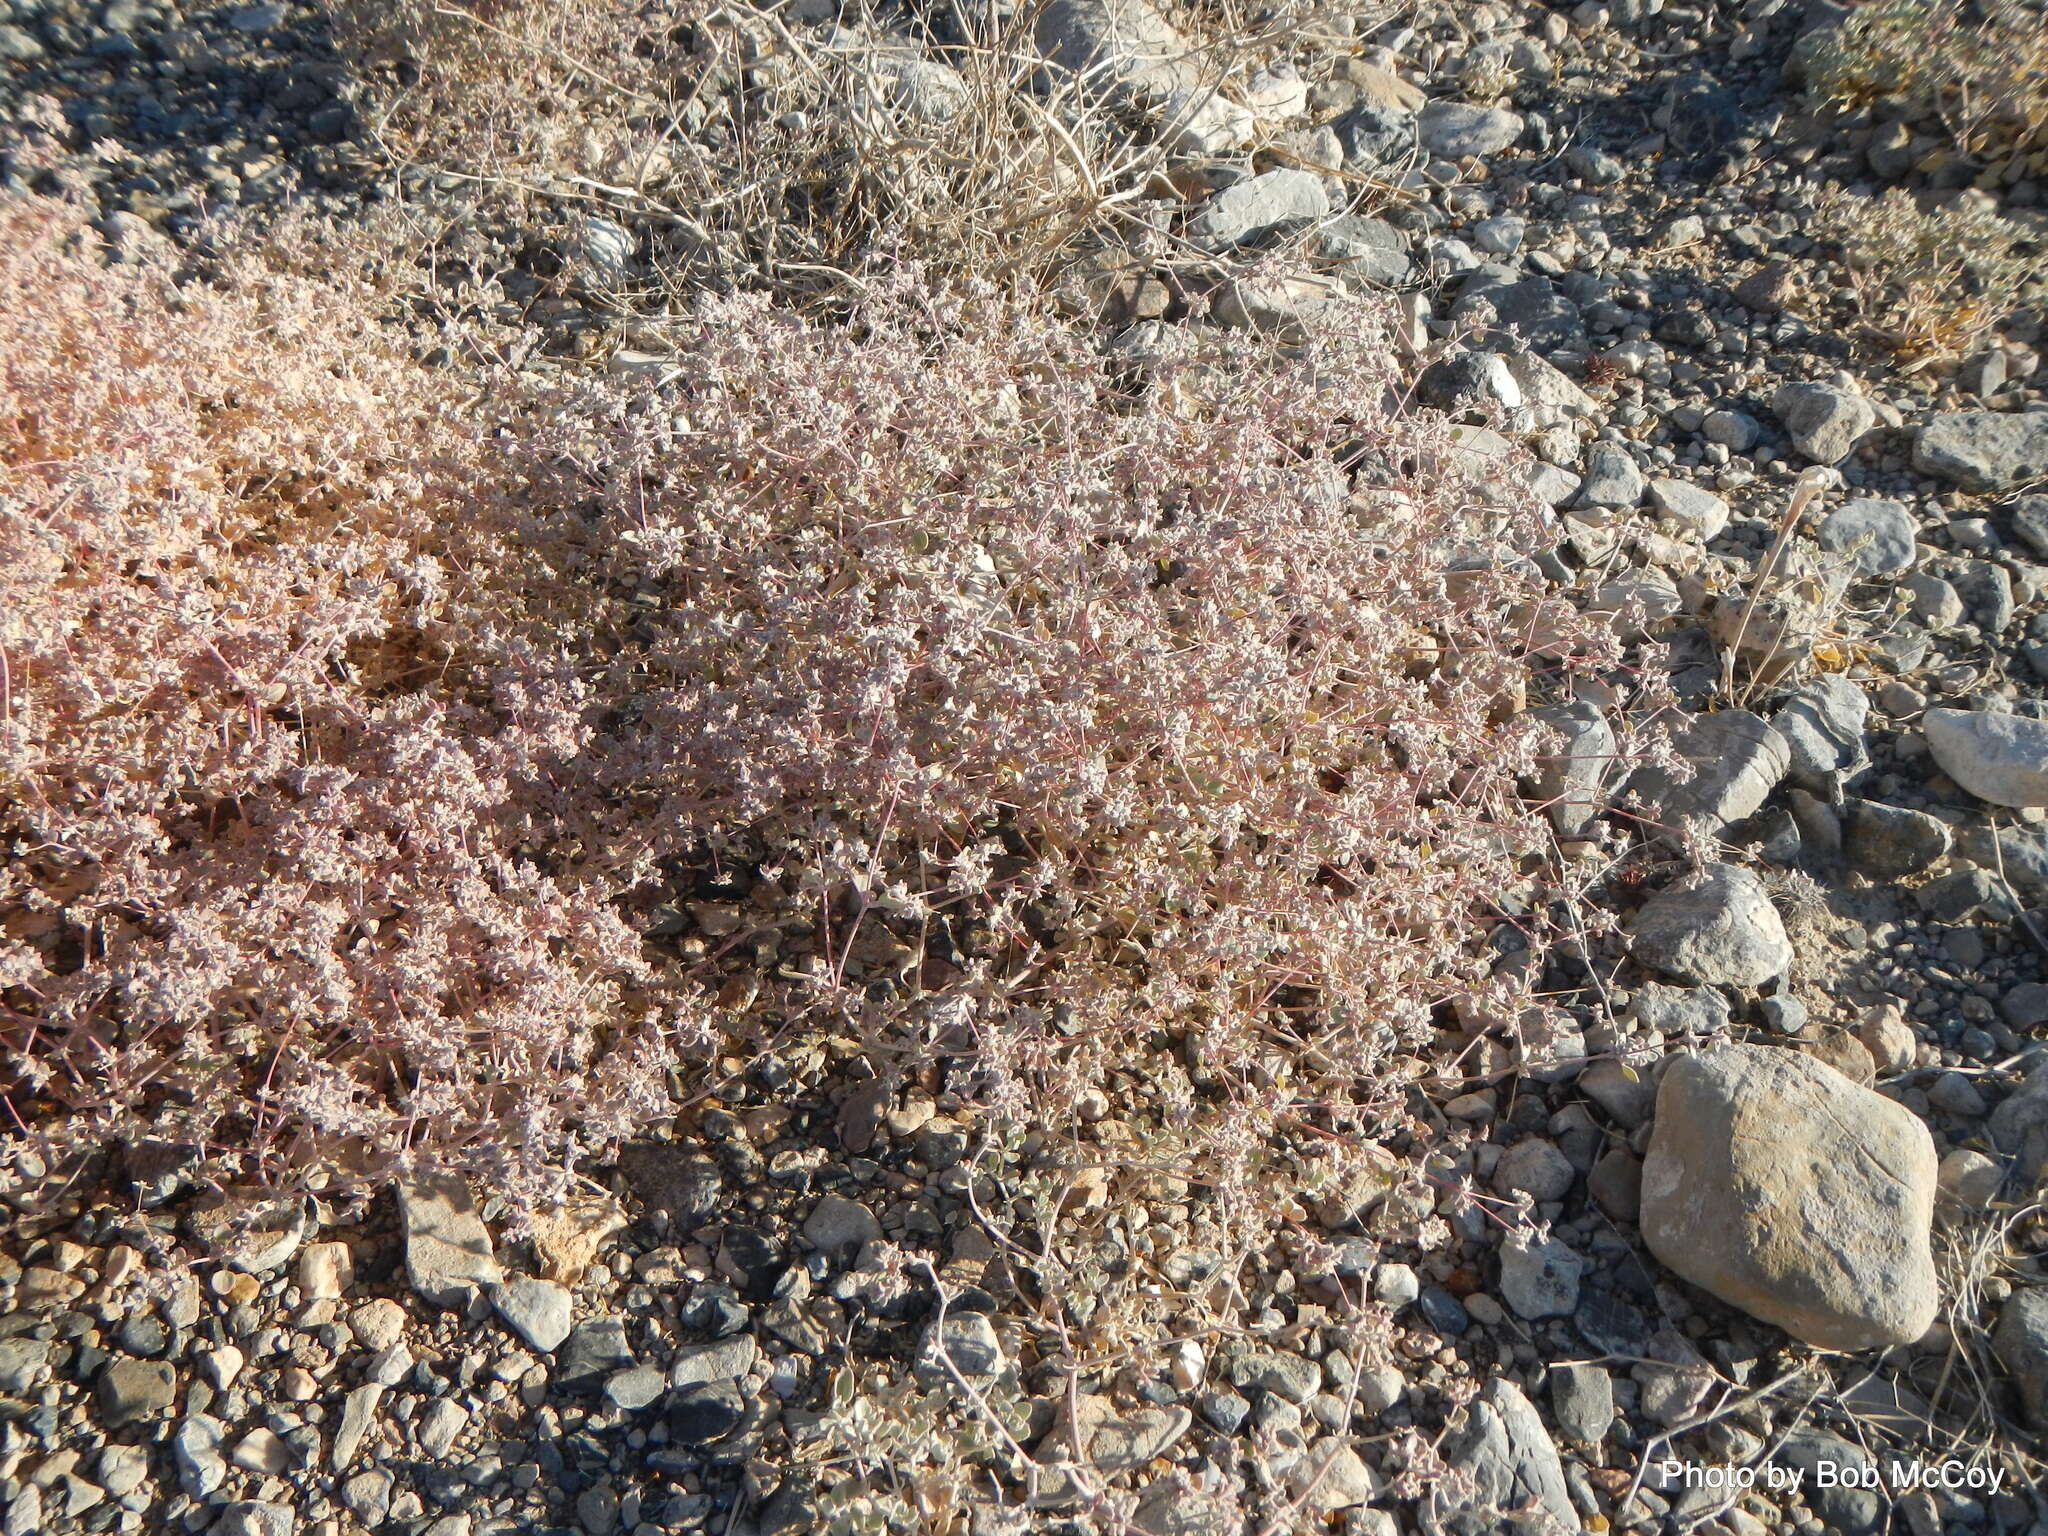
1654, 1458, 2010, 1497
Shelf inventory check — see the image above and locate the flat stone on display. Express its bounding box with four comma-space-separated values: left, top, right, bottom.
1914, 410, 2048, 492
1646, 477, 1729, 540
1771, 676, 1869, 791
1498, 1232, 1583, 1319
398, 1173, 503, 1309
1642, 1044, 1938, 1351
668, 1380, 749, 1444
1628, 982, 1731, 1038
0, 1339, 47, 1394
1775, 1431, 1884, 1534
1817, 497, 1917, 577
490, 1276, 573, 1353
297, 1242, 353, 1300
1577, 441, 1646, 508
97, 1359, 176, 1427
1845, 800, 1953, 879
1034, 0, 1196, 100
558, 1316, 636, 1392
415, 1396, 469, 1458
916, 1313, 1005, 1382
605, 1365, 667, 1411
173, 1414, 229, 1498
330, 1384, 385, 1470
1628, 709, 1789, 836
1629, 863, 1793, 987
1493, 1138, 1575, 1203
1417, 101, 1523, 158
801, 1194, 883, 1255
215, 1503, 296, 1536
1438, 1379, 1574, 1530
1230, 1347, 1320, 1403
1187, 169, 1328, 251
1284, 1440, 1379, 1514
1924, 707, 2048, 808
670, 1334, 759, 1387
1770, 381, 1876, 464
1331, 102, 1418, 172
1550, 1362, 1614, 1443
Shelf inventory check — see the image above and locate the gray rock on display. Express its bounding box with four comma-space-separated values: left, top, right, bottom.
1315, 216, 1411, 287
490, 1276, 573, 1353
1285, 1440, 1379, 1515
97, 1359, 176, 1427
1953, 557, 2014, 631
2013, 494, 2048, 560
1817, 498, 1917, 577
1132, 1477, 1242, 1536
0, 1339, 46, 1394
1577, 442, 1646, 508
1770, 676, 1869, 792
1646, 477, 1729, 540
1914, 410, 2048, 492
94, 1445, 149, 1499
415, 1396, 469, 1458
1989, 1066, 2048, 1185
1925, 707, 2048, 808
1770, 381, 1876, 464
605, 1365, 667, 1411
1628, 982, 1731, 1039
1550, 1363, 1614, 1443
1844, 800, 1952, 879
558, 1316, 637, 1391
1582, 1059, 1656, 1131
330, 1384, 384, 1471
1642, 1044, 1939, 1351
1703, 409, 1760, 451
1436, 1379, 1574, 1531
1628, 709, 1790, 836
916, 1313, 1005, 1382
671, 1335, 759, 1387
1331, 103, 1417, 172
1187, 169, 1328, 250
1418, 350, 1522, 414
1631, 863, 1791, 989
1589, 1148, 1643, 1219
802, 1194, 883, 1254
1417, 102, 1523, 158
399, 1173, 503, 1309
1492, 1138, 1575, 1204
1082, 1404, 1193, 1470
215, 1504, 296, 1536
1498, 1231, 1583, 1319
1992, 1287, 2048, 1429
174, 1414, 230, 1498
1451, 272, 1586, 354
340, 1471, 394, 1526
1230, 1348, 1320, 1404
1034, 0, 1196, 100
1776, 1431, 1883, 1534
1524, 702, 1614, 841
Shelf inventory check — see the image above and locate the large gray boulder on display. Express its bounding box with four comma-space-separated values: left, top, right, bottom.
1914, 410, 2048, 492
1642, 1044, 1939, 1351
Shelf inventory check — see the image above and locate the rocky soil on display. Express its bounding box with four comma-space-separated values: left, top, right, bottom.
4, 0, 2048, 1534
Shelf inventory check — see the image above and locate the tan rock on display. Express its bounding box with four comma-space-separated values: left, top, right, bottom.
1642, 1044, 1938, 1351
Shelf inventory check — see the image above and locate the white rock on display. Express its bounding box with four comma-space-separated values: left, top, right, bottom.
1498, 1231, 1583, 1319
490, 1276, 574, 1354
297, 1242, 353, 1301
1924, 707, 2048, 808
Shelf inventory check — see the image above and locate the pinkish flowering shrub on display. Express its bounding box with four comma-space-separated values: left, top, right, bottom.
0, 199, 682, 1199
1, 194, 1617, 1211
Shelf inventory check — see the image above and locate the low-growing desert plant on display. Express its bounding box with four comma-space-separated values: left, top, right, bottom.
1802, 0, 2048, 180
1807, 182, 2035, 363
2, 195, 1618, 1257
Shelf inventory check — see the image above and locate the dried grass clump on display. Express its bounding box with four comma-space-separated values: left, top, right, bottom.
2, 194, 1614, 1223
